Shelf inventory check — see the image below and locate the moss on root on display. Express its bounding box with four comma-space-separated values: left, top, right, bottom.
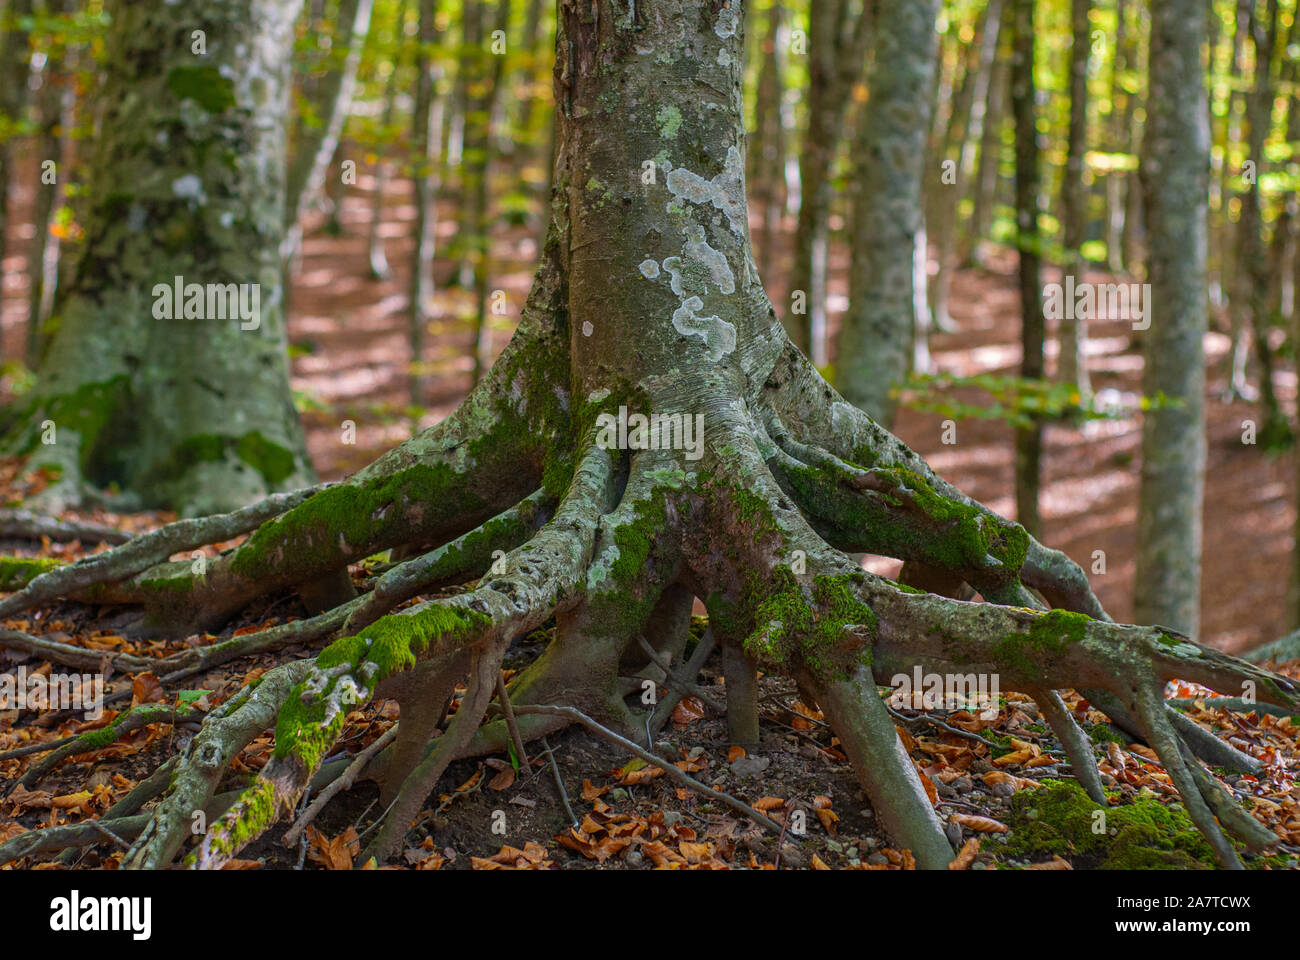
0, 555, 62, 590
775, 458, 1028, 587
273, 604, 490, 770
744, 568, 878, 679
1003, 780, 1216, 869
990, 609, 1091, 682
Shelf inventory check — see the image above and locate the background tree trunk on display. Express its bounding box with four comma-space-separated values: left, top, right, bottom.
20, 0, 314, 515
1011, 0, 1043, 539
839, 0, 940, 428
1134, 0, 1211, 640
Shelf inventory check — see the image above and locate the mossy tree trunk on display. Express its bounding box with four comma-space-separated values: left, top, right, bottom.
13, 0, 1290, 873
20, 0, 314, 515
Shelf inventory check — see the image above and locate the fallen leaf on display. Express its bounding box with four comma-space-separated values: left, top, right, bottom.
948, 837, 981, 870
950, 813, 1008, 834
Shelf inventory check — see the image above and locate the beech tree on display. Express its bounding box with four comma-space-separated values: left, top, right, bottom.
2, 0, 1292, 872
12, 0, 314, 516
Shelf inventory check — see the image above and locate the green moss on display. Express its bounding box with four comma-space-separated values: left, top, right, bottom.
166, 65, 237, 113
1086, 722, 1128, 746
273, 604, 489, 768
1003, 780, 1216, 869
189, 778, 278, 867
146, 431, 297, 490
0, 555, 62, 590
20, 376, 131, 470
234, 432, 296, 486
775, 458, 1027, 587
744, 568, 877, 679
990, 609, 1091, 680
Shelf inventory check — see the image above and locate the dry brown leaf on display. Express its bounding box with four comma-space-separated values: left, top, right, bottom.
947, 837, 981, 870
130, 672, 165, 706
727, 745, 746, 763
752, 796, 785, 812
949, 813, 1008, 833
1024, 855, 1073, 870
488, 768, 515, 791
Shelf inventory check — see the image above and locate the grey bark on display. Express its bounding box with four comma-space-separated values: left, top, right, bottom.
1134, 0, 1210, 640
1058, 0, 1091, 395
838, 0, 939, 428
1010, 0, 1043, 539
24, 0, 314, 514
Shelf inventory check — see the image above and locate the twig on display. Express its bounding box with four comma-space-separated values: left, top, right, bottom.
0, 509, 132, 545
496, 672, 530, 770
540, 734, 577, 827
511, 703, 787, 836
649, 628, 716, 734
636, 635, 724, 712
90, 820, 131, 850
283, 723, 399, 846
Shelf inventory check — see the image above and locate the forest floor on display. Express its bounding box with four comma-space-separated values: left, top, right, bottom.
1, 166, 1298, 869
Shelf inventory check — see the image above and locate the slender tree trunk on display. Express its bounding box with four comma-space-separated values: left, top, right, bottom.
929, 0, 1002, 335
408, 0, 441, 408
960, 32, 1009, 269
470, 0, 513, 385
787, 0, 871, 366
367, 37, 401, 281
839, 0, 939, 428
1058, 0, 1092, 395
751, 1, 787, 284
1011, 0, 1043, 539
25, 2, 66, 366
0, 0, 34, 364
1235, 0, 1289, 447
1221, 2, 1253, 399
1134, 0, 1210, 640
22, 0, 314, 514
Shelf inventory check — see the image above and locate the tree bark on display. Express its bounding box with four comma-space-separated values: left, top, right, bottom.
1134, 0, 1211, 640
1058, 0, 1091, 396
1010, 0, 1043, 539
838, 0, 939, 428
20, 0, 314, 514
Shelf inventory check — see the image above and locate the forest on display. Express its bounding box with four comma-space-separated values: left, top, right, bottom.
0, 0, 1297, 889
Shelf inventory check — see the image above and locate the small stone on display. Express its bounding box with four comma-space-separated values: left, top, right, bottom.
845, 846, 858, 858
862, 836, 878, 851
945, 821, 964, 846
662, 811, 683, 827
971, 759, 993, 774
936, 781, 957, 799
971, 861, 987, 870
848, 858, 861, 867
991, 781, 1016, 798
610, 788, 629, 802
687, 746, 705, 759
952, 775, 975, 794
625, 850, 644, 868
826, 839, 844, 853
859, 808, 874, 820
730, 755, 770, 777
866, 852, 888, 866
1100, 772, 1116, 787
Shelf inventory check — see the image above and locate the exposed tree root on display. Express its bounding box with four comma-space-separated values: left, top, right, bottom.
12, 335, 1295, 872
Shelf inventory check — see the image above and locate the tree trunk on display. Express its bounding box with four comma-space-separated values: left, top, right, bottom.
1134, 0, 1211, 641
18, 0, 314, 515
1058, 0, 1091, 396
959, 31, 1009, 269
1010, 0, 1043, 539
407, 0, 441, 408
750, 1, 787, 285
838, 0, 939, 428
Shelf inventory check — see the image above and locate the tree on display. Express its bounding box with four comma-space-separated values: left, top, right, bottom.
1057, 0, 1091, 396
838, 0, 939, 427
1134, 0, 1211, 640
785, 0, 871, 365
1010, 0, 1043, 538
7, 0, 1290, 872
11, 0, 314, 515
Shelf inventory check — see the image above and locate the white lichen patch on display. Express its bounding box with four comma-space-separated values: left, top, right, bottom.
714, 4, 740, 38
664, 146, 746, 235
171, 173, 207, 205
683, 224, 735, 294
716, 48, 732, 67
639, 259, 661, 279
672, 296, 737, 362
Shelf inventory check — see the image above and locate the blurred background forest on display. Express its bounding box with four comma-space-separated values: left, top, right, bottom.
0, 0, 1296, 654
